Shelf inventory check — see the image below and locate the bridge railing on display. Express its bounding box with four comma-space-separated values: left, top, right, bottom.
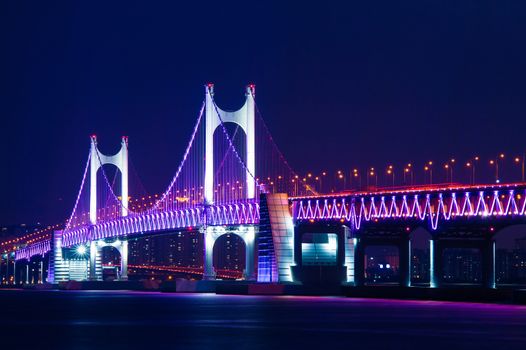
293, 183, 526, 230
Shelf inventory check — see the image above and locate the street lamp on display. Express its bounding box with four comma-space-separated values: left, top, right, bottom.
466, 162, 474, 185
387, 165, 395, 187
425, 161, 433, 184
406, 163, 413, 185
450, 158, 455, 182
352, 169, 361, 190
490, 154, 504, 183
338, 173, 346, 191
515, 155, 525, 182
366, 167, 377, 188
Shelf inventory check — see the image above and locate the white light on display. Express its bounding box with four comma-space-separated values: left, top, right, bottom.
76, 245, 87, 255
379, 264, 384, 269
386, 264, 391, 269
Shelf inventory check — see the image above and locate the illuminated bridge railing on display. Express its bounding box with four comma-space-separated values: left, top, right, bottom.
292, 183, 526, 230
14, 240, 51, 261
15, 201, 260, 260
63, 201, 259, 247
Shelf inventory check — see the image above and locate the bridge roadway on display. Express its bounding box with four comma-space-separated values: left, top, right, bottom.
11, 182, 526, 287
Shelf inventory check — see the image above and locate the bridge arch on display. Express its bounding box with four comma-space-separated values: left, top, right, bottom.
100, 245, 121, 281
203, 226, 256, 280
88, 239, 128, 281
409, 227, 432, 285
212, 122, 248, 203
212, 233, 246, 277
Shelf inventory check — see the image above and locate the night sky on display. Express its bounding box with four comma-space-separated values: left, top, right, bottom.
2, 1, 526, 225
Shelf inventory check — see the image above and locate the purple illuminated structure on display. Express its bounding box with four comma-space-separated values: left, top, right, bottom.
8, 85, 526, 288
293, 184, 526, 230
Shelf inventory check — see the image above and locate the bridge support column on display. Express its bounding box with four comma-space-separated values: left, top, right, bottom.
89, 241, 102, 281
343, 228, 355, 283
40, 260, 44, 284
243, 226, 256, 281
0, 254, 3, 284
483, 239, 496, 289
399, 238, 411, 287
353, 238, 365, 287
25, 264, 29, 284
430, 239, 441, 288
120, 240, 128, 281
203, 228, 216, 280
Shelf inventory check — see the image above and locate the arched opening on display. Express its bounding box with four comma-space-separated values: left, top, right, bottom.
97, 163, 123, 219
100, 246, 121, 281
364, 245, 399, 284
213, 233, 246, 279
213, 122, 247, 203
409, 227, 432, 286
494, 224, 526, 287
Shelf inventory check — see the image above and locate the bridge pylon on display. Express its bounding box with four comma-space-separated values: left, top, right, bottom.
89, 135, 129, 224
204, 83, 256, 204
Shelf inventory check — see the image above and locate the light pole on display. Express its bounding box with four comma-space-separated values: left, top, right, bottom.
352, 169, 361, 190
444, 163, 450, 183
406, 163, 413, 185
466, 162, 474, 185
515, 155, 525, 182
490, 154, 504, 183
472, 156, 479, 184
425, 161, 433, 184
387, 165, 395, 187
368, 168, 378, 189
338, 173, 346, 191
450, 158, 455, 182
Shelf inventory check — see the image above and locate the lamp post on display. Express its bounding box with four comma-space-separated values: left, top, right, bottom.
466, 162, 474, 185
425, 161, 433, 184
406, 163, 413, 185
368, 168, 378, 189
490, 154, 504, 183
515, 155, 525, 182
450, 158, 455, 182
353, 169, 361, 190
387, 165, 395, 187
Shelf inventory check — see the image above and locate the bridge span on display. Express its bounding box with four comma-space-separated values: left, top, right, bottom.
3, 84, 526, 289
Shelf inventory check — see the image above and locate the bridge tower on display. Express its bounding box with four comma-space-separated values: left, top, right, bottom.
203, 84, 257, 280
204, 83, 256, 204
89, 135, 129, 223
88, 136, 129, 281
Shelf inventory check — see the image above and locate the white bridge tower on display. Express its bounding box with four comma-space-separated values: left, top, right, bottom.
89, 135, 129, 224
204, 83, 256, 204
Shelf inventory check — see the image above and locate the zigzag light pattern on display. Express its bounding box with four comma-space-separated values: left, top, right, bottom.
293, 184, 526, 231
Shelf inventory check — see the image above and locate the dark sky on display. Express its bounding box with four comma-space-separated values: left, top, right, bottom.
2, 1, 526, 225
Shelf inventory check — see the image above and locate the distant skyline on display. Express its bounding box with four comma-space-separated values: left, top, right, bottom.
2, 1, 526, 224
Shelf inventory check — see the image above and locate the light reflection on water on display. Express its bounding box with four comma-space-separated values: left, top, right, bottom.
1, 290, 526, 349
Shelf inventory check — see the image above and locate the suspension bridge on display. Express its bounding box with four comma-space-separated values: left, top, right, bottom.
2, 84, 526, 288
